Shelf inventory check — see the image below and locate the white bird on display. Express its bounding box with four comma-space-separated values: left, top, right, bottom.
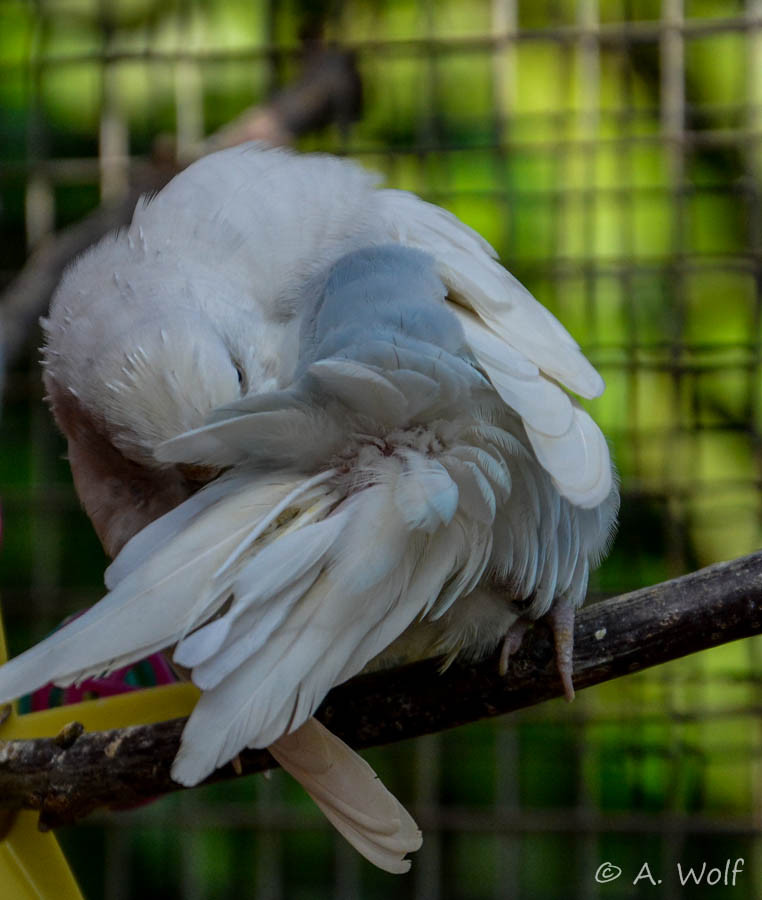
0, 144, 617, 873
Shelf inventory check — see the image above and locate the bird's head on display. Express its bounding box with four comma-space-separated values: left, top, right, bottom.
53, 313, 247, 463
41, 242, 281, 557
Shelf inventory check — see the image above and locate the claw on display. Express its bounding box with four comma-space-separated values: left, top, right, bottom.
499, 600, 577, 701
498, 618, 532, 676
546, 597, 576, 702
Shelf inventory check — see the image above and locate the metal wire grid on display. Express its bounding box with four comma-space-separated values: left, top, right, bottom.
2, 0, 762, 898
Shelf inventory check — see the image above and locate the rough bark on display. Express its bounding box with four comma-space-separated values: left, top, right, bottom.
1, 550, 761, 829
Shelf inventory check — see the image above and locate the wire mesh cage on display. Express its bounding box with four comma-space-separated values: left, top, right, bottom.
2, 1, 762, 898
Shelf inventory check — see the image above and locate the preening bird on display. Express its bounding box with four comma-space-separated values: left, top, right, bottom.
0, 144, 618, 873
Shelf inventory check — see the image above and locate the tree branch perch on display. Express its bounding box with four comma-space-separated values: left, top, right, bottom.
1, 549, 762, 830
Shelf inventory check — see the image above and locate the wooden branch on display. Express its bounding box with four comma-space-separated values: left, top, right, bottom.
198, 43, 361, 156
0, 44, 361, 369
1, 550, 761, 829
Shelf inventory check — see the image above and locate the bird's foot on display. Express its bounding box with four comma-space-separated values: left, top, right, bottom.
499, 597, 576, 702
498, 618, 533, 676
545, 596, 576, 702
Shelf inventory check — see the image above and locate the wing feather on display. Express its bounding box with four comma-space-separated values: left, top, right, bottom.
377, 188, 604, 399
0, 478, 299, 700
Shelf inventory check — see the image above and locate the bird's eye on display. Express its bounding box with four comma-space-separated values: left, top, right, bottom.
233, 361, 247, 394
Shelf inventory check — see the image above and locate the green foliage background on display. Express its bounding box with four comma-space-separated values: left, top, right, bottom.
2, 0, 762, 898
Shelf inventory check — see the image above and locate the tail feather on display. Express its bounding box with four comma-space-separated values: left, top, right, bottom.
268, 719, 422, 874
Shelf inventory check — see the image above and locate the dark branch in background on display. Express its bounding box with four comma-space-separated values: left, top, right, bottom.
1, 550, 761, 830
201, 41, 361, 154
0, 43, 362, 370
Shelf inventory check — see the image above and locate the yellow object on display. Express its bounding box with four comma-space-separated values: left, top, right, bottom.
0, 611, 199, 899
0, 811, 83, 900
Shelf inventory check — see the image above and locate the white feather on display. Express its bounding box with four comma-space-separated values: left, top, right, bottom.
176, 509, 350, 674
447, 445, 512, 502
393, 454, 459, 532
525, 407, 612, 509
167, 426, 513, 786
169, 488, 429, 778
377, 188, 605, 399
189, 568, 322, 691
441, 456, 497, 524
0, 477, 300, 700
453, 308, 575, 437
158, 406, 341, 470
104, 472, 255, 589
